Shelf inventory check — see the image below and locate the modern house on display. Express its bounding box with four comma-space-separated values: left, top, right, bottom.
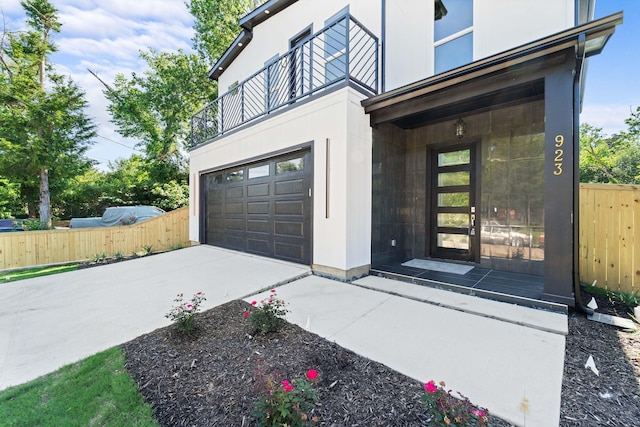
188, 0, 622, 310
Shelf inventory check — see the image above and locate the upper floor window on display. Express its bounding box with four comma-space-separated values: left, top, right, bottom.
434, 0, 473, 74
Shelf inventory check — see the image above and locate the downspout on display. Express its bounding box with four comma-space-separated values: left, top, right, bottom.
381, 0, 385, 93
573, 32, 593, 315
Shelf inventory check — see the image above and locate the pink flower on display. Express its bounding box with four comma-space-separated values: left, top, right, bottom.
424, 380, 437, 393
186, 304, 193, 309
243, 312, 249, 318
197, 291, 202, 295
270, 289, 276, 293
282, 380, 294, 392
306, 369, 318, 380
471, 409, 485, 418
251, 301, 257, 305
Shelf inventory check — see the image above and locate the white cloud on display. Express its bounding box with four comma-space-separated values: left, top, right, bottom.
580, 104, 637, 136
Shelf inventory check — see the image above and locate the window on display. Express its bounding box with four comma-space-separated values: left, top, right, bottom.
248, 164, 270, 179
276, 157, 304, 174
324, 9, 348, 84
226, 168, 244, 181
434, 0, 473, 74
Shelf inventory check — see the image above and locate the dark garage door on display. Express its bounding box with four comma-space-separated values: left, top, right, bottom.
202, 150, 312, 264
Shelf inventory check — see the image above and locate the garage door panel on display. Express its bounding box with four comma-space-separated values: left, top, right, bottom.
225, 235, 244, 250
275, 221, 303, 237
225, 218, 244, 231
225, 186, 244, 199
275, 200, 304, 215
225, 202, 244, 214
207, 203, 224, 216
247, 201, 270, 214
248, 183, 270, 197
274, 241, 304, 261
247, 238, 270, 255
275, 179, 304, 195
247, 220, 269, 233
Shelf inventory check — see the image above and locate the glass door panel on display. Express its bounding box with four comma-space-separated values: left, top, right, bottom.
430, 144, 476, 261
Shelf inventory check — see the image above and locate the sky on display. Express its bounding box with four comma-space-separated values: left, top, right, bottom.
0, 0, 638, 171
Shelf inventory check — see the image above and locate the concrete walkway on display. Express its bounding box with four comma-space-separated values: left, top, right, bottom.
0, 246, 566, 426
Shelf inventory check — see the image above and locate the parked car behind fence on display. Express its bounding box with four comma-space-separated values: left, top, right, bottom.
69, 206, 165, 229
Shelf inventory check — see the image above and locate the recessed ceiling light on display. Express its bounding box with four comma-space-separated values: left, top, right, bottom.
264, 9, 270, 14
238, 42, 243, 47
219, 67, 223, 70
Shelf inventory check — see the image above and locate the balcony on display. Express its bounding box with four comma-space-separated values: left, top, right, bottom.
190, 14, 378, 148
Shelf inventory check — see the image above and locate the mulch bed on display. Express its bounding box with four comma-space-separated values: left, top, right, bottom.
121, 299, 510, 426
560, 291, 640, 426
118, 285, 639, 426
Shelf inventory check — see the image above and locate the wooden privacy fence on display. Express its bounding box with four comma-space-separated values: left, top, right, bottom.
580, 183, 639, 295
0, 207, 190, 270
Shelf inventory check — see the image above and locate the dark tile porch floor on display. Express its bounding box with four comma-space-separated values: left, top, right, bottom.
370, 260, 566, 311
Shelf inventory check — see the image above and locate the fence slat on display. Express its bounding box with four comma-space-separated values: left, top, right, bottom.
0, 207, 190, 270
579, 183, 639, 295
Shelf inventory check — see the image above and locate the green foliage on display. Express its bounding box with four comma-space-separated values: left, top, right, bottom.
0, 176, 22, 218
580, 107, 640, 184
21, 217, 53, 230
114, 251, 124, 260
92, 253, 107, 262
0, 0, 96, 224
142, 245, 153, 255
253, 369, 320, 426
165, 292, 206, 334
245, 290, 289, 334
584, 285, 639, 308
421, 380, 490, 427
98, 49, 215, 162
0, 346, 158, 426
188, 0, 265, 65
0, 264, 78, 283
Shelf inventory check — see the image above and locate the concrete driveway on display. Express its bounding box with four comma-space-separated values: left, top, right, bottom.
0, 245, 310, 391
0, 245, 567, 426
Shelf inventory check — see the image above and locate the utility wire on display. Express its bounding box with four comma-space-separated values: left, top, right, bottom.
95, 133, 143, 152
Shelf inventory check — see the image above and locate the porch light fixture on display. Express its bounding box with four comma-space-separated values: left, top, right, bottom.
454, 118, 466, 139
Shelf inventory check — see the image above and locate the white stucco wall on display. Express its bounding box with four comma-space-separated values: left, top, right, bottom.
385, 0, 575, 91
189, 87, 371, 274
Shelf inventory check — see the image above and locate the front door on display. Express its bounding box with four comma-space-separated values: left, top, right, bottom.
429, 143, 477, 262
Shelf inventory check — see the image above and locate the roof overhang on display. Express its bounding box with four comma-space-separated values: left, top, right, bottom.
209, 30, 253, 80
362, 12, 622, 125
239, 0, 298, 30
209, 0, 298, 81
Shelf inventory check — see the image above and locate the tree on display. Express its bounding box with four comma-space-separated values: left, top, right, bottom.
187, 0, 264, 65
580, 108, 640, 185
92, 49, 216, 164
0, 0, 96, 225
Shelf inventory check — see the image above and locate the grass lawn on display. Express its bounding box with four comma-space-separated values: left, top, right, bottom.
0, 347, 158, 427
0, 265, 78, 283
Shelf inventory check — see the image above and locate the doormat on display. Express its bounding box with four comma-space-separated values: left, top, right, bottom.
401, 259, 474, 275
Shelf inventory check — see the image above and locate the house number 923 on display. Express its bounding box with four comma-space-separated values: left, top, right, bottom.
553, 135, 564, 175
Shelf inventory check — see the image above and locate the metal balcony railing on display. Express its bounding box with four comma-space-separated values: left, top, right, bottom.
190, 14, 378, 148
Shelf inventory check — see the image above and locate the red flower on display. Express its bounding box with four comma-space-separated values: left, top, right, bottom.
197, 291, 202, 295
243, 312, 249, 318
471, 409, 485, 418
306, 369, 318, 380
270, 289, 276, 293
424, 380, 437, 393
282, 380, 294, 392
251, 301, 257, 305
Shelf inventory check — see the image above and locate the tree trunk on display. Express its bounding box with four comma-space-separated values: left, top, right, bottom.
39, 168, 51, 228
